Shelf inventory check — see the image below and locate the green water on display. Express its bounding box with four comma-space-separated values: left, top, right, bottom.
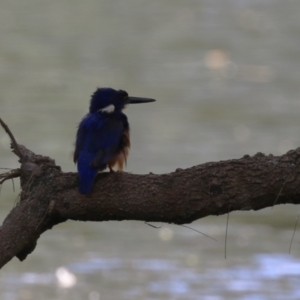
1, 0, 300, 299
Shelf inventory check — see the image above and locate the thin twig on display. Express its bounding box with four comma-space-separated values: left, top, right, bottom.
145, 222, 217, 241
289, 215, 299, 254
0, 169, 21, 185
179, 224, 217, 241
11, 178, 15, 192
225, 211, 230, 259
13, 193, 21, 207
0, 118, 23, 160
145, 222, 162, 229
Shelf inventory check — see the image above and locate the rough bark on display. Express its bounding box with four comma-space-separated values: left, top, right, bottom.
0, 119, 300, 269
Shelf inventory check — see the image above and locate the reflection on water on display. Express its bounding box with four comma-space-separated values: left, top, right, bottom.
56, 267, 77, 289
3, 254, 300, 299
1, 0, 300, 299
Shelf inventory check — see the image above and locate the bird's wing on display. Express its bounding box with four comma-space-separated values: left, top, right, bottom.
74, 122, 86, 164
74, 115, 124, 169
89, 118, 125, 168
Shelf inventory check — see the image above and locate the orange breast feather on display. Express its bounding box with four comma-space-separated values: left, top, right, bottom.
108, 130, 130, 171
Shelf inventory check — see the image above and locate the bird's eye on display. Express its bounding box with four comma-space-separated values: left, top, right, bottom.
118, 90, 128, 101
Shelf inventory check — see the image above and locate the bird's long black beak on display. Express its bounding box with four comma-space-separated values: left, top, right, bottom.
127, 96, 156, 104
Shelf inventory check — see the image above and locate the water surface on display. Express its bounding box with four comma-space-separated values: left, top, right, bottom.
1, 0, 300, 299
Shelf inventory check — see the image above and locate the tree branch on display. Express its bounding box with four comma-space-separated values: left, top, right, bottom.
0, 119, 300, 269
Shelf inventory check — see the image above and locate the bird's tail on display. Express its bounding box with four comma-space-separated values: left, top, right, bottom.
77, 155, 98, 194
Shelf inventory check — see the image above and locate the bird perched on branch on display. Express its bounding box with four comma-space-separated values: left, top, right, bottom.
74, 87, 155, 194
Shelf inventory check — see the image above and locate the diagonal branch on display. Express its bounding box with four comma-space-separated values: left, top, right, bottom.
0, 119, 300, 269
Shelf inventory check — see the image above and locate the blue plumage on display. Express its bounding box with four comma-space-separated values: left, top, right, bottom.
74, 87, 155, 194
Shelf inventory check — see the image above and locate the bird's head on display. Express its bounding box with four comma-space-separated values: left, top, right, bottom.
89, 87, 155, 114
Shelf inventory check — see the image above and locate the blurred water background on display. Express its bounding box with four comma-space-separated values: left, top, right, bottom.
1, 0, 300, 299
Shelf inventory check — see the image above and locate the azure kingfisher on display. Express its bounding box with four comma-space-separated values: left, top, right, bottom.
74, 87, 155, 194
